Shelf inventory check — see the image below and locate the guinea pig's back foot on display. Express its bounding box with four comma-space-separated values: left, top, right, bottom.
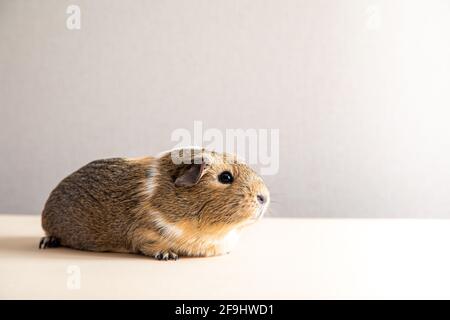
38, 236, 60, 249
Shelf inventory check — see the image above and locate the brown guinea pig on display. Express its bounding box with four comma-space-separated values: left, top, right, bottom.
40, 148, 270, 260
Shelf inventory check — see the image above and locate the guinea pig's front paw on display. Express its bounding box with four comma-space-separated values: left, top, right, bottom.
154, 250, 178, 261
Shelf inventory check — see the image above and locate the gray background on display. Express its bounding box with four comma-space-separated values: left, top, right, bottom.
1, 0, 450, 218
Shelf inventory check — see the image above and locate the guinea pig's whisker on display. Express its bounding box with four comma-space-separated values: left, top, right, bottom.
268, 191, 285, 195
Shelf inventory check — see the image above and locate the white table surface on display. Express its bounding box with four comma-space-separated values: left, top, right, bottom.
1, 214, 449, 299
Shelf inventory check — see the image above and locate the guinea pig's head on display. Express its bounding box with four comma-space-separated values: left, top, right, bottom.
150, 148, 270, 230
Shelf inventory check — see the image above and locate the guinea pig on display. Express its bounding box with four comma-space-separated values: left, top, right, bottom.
40, 148, 270, 260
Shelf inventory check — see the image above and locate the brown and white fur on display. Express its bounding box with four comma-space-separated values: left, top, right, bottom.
40, 148, 270, 260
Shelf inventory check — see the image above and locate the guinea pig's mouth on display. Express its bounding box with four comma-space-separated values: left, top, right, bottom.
254, 202, 269, 220
255, 208, 264, 219
239, 201, 269, 227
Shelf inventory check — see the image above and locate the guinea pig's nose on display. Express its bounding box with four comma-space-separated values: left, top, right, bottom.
257, 194, 266, 205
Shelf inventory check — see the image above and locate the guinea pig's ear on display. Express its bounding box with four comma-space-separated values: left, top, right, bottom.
174, 162, 206, 187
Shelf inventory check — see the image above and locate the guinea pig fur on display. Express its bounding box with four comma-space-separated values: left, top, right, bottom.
40, 148, 270, 260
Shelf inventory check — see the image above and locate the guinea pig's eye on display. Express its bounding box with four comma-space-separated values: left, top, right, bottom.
218, 171, 234, 184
